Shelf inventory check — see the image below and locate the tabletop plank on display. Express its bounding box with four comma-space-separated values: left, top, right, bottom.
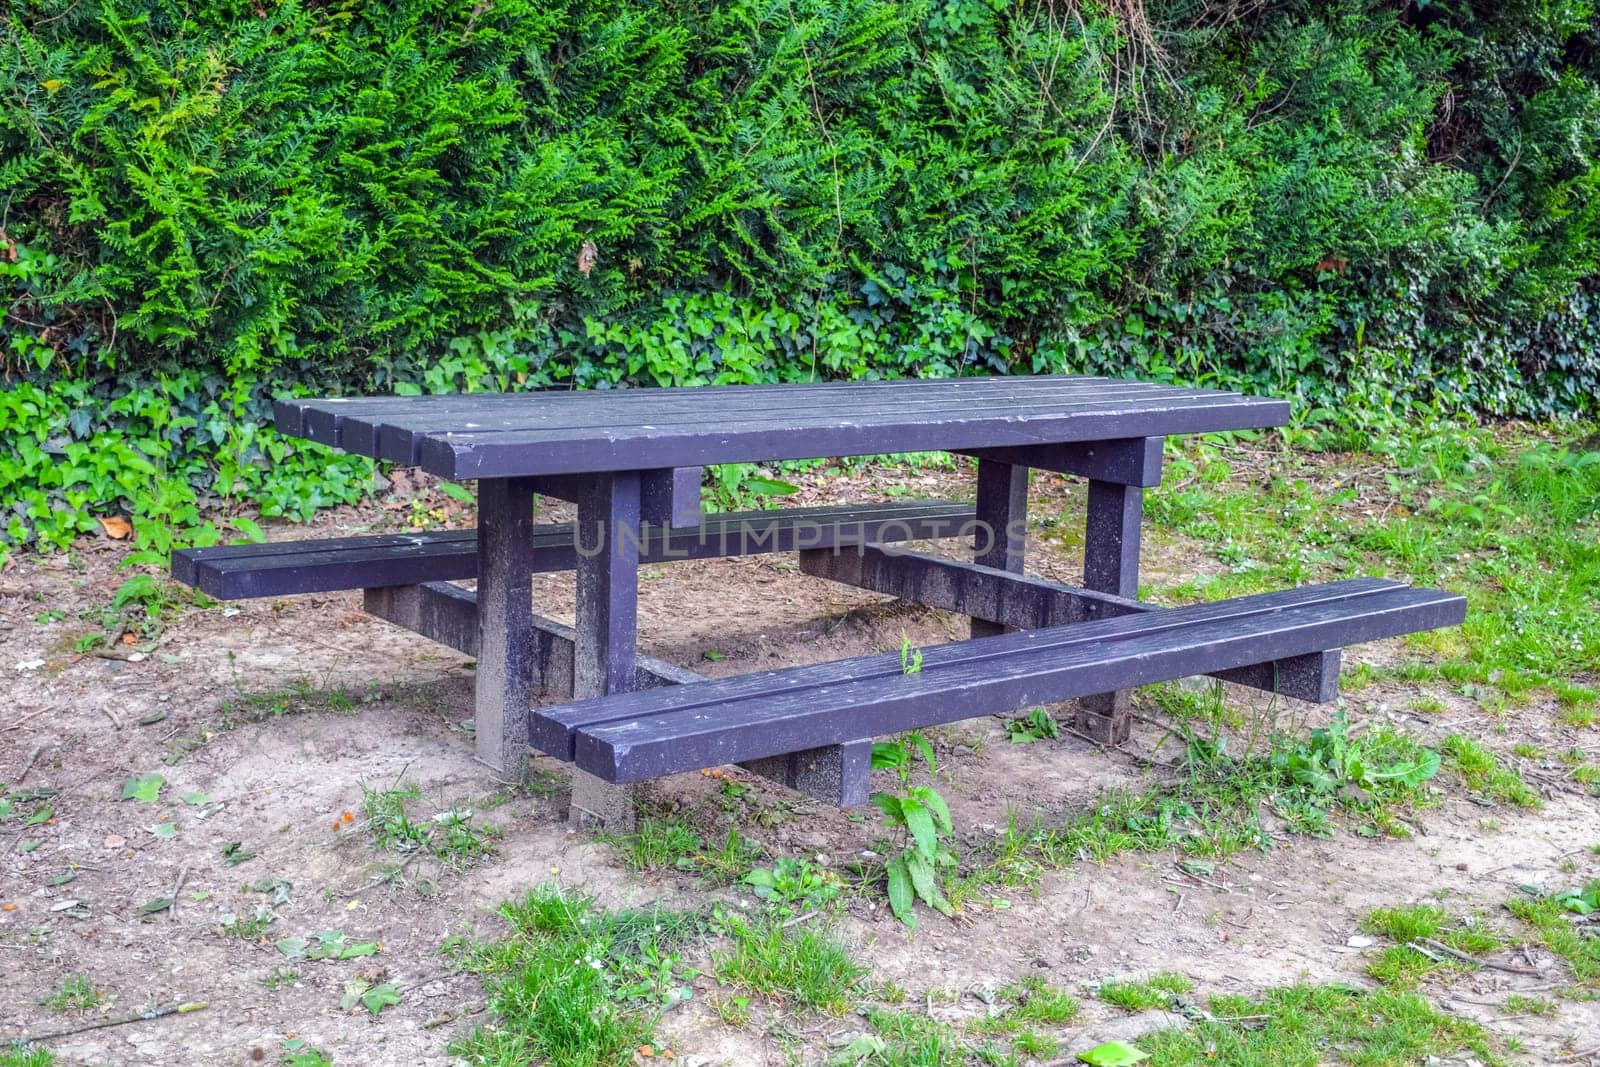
279, 376, 1289, 479
363, 387, 1236, 464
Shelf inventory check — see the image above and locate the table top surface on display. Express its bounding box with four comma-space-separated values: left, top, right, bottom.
277, 375, 1290, 480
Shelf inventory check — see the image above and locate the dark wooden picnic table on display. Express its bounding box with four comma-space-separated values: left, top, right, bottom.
178, 375, 1464, 828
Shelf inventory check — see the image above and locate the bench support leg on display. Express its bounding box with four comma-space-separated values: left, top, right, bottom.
972, 459, 1029, 639
475, 478, 538, 778
1077, 479, 1144, 744
570, 472, 643, 831
739, 740, 872, 809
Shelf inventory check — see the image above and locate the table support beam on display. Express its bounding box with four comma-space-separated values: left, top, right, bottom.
960, 437, 1163, 488
1078, 480, 1144, 743
570, 473, 644, 829
474, 477, 538, 777
972, 459, 1029, 638
361, 582, 698, 691
362, 580, 874, 808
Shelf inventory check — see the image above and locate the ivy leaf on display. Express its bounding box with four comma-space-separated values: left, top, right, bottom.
885, 854, 915, 928
138, 895, 174, 916
360, 982, 401, 1017
220, 841, 256, 866
122, 774, 165, 803
1078, 1041, 1149, 1066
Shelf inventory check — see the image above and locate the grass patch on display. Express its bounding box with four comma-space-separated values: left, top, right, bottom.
360, 777, 498, 866
955, 707, 1443, 891
863, 1007, 1014, 1066
712, 914, 867, 1016
1361, 905, 1506, 988
450, 885, 700, 1067
1099, 972, 1194, 1011
601, 815, 765, 885
0, 1049, 53, 1067
967, 976, 1081, 1056
1441, 736, 1541, 808
1362, 905, 1447, 943
1147, 425, 1600, 709
1137, 984, 1499, 1065
1506, 882, 1600, 987
40, 975, 101, 1013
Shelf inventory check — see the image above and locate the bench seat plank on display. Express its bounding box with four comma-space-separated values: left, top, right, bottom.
546, 581, 1464, 783
534, 578, 1433, 757
172, 500, 976, 600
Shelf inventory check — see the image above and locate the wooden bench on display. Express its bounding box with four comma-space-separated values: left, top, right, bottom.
532, 578, 1466, 806
172, 500, 976, 600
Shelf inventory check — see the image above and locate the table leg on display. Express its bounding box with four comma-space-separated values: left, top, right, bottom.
972, 459, 1029, 639
1077, 479, 1144, 744
570, 471, 643, 830
475, 477, 538, 777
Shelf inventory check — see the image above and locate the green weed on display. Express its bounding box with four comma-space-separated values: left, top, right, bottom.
451, 885, 699, 1066
712, 914, 866, 1016
0, 1048, 54, 1067
1136, 984, 1498, 1064
40, 975, 102, 1013
1507, 882, 1600, 986
1098, 972, 1194, 1011
742, 857, 843, 920
360, 778, 497, 866
871, 732, 956, 926
1006, 708, 1060, 745
1441, 736, 1541, 808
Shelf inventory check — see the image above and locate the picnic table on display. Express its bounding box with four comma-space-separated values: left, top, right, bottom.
174, 376, 1465, 827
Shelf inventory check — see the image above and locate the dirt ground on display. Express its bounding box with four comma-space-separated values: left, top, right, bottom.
1, 465, 1596, 1066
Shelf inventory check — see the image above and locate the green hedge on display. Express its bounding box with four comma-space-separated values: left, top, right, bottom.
2, 0, 1598, 555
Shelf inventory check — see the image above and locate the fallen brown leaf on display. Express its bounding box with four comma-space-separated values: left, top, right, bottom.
98, 516, 133, 540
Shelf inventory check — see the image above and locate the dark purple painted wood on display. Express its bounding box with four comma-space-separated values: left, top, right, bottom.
530, 578, 1429, 759
797, 545, 1340, 703
1214, 650, 1342, 704
361, 581, 699, 694
279, 377, 1238, 454
1078, 478, 1146, 743
574, 473, 641, 701
642, 467, 703, 529
739, 740, 872, 808
565, 584, 1466, 783
972, 459, 1029, 639
276, 377, 1289, 479
418, 395, 1288, 479
352, 383, 1215, 465
475, 478, 537, 775
962, 437, 1164, 488
171, 500, 975, 600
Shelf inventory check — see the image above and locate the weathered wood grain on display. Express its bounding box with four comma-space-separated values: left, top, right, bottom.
172, 500, 976, 600
797, 545, 1339, 702
558, 583, 1465, 784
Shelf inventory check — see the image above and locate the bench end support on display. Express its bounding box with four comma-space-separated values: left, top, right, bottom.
739, 740, 872, 809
